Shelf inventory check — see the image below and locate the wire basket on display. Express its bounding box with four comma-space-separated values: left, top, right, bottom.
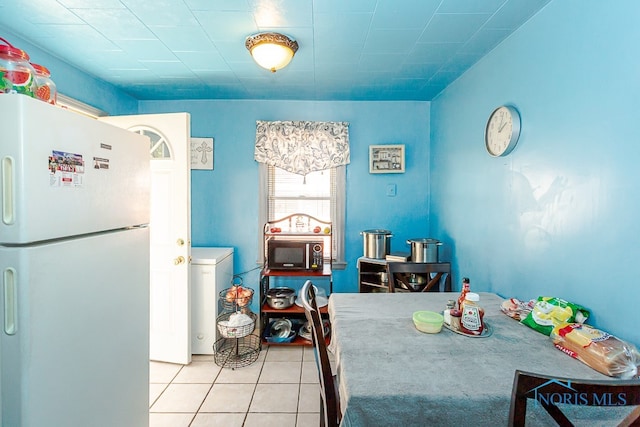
219, 283, 254, 312
217, 311, 257, 338
213, 334, 260, 369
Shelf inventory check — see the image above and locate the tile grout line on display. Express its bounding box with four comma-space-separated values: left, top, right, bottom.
241, 346, 269, 426
151, 346, 322, 426
186, 356, 226, 423
149, 362, 185, 411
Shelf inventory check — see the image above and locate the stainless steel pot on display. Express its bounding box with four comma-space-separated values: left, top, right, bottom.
361, 229, 392, 259
266, 287, 296, 309
407, 238, 442, 262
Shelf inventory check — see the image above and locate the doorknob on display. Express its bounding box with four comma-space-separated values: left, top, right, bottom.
176, 238, 185, 246
174, 256, 185, 265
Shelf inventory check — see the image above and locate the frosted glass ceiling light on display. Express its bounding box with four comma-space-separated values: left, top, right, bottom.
245, 32, 299, 72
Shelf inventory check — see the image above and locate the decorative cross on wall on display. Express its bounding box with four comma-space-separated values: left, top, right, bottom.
196, 140, 212, 164
190, 137, 214, 170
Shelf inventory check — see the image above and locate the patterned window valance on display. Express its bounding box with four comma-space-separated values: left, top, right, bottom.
254, 120, 350, 176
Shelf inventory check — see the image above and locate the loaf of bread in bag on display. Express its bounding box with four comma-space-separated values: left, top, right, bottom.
551, 323, 640, 379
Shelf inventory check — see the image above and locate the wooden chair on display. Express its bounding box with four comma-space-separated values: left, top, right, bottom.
386, 262, 451, 293
508, 370, 640, 427
300, 280, 341, 427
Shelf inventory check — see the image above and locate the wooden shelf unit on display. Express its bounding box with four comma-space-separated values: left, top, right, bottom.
357, 257, 390, 293
358, 256, 452, 293
260, 213, 332, 347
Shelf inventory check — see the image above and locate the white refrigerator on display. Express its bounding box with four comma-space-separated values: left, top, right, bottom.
0, 95, 151, 426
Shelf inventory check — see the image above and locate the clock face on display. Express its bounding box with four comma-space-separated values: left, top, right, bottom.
485, 105, 521, 157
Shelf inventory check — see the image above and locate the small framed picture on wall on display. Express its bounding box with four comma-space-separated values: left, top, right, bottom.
190, 137, 214, 170
369, 144, 405, 174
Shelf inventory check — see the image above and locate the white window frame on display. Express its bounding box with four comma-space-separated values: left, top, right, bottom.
258, 164, 346, 269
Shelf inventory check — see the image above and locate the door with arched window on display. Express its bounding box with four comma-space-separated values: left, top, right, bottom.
101, 113, 191, 365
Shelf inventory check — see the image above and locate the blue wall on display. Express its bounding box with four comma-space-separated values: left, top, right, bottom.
430, 0, 640, 346
139, 99, 430, 308
1, 29, 138, 115
9, 0, 636, 348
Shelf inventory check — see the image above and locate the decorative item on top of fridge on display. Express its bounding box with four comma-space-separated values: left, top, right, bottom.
0, 37, 37, 98
1, 36, 57, 105
31, 62, 57, 105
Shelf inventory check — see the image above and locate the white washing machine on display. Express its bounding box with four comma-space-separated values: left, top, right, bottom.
191, 247, 234, 354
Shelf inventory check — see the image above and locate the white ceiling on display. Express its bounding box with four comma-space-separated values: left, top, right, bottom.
0, 0, 551, 101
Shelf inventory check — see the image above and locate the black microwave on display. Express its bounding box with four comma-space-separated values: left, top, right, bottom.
267, 240, 324, 271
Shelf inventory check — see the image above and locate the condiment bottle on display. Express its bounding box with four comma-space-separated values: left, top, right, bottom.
443, 300, 455, 325
31, 62, 57, 105
457, 277, 470, 310
460, 292, 484, 336
449, 309, 462, 331
0, 37, 37, 98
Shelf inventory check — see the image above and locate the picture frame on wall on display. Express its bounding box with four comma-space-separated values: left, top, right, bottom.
190, 137, 214, 170
369, 144, 405, 174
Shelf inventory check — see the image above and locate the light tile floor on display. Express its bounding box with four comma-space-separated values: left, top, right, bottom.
149, 345, 325, 427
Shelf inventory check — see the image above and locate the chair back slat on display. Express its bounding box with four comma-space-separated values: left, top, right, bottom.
300, 280, 341, 427
509, 370, 640, 427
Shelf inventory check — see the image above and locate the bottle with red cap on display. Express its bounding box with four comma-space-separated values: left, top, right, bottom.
460, 292, 485, 336
31, 63, 57, 105
0, 37, 37, 98
457, 277, 470, 310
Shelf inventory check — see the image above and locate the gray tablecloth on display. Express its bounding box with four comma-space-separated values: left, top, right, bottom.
328, 292, 626, 427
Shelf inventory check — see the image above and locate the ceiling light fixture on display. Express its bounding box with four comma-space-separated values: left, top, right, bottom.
245, 32, 299, 73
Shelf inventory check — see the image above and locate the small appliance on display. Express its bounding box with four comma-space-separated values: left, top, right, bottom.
267, 239, 324, 271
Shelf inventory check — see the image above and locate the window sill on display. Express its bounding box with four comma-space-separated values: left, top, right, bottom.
332, 261, 346, 270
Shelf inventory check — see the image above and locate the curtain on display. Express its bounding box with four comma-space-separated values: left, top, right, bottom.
254, 120, 350, 176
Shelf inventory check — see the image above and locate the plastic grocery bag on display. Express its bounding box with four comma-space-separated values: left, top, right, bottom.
520, 296, 590, 336
551, 323, 640, 379
500, 298, 535, 321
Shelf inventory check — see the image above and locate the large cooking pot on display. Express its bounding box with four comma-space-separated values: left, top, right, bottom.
266, 287, 296, 309
361, 229, 392, 259
407, 238, 442, 262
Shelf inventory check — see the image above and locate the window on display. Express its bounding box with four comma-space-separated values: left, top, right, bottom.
258, 164, 346, 268
254, 120, 349, 268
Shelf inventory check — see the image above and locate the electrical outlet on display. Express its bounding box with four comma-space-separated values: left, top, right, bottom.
386, 183, 397, 197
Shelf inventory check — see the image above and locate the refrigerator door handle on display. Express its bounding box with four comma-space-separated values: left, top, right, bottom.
3, 267, 17, 335
2, 156, 15, 225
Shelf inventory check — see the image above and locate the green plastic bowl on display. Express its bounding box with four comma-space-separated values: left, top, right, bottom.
413, 310, 444, 334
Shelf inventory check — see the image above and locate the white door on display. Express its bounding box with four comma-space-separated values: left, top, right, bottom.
100, 113, 192, 365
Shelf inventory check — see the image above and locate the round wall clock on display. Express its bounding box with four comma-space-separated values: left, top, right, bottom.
484, 105, 521, 157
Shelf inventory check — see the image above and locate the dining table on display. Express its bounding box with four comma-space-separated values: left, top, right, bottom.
327, 292, 625, 427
